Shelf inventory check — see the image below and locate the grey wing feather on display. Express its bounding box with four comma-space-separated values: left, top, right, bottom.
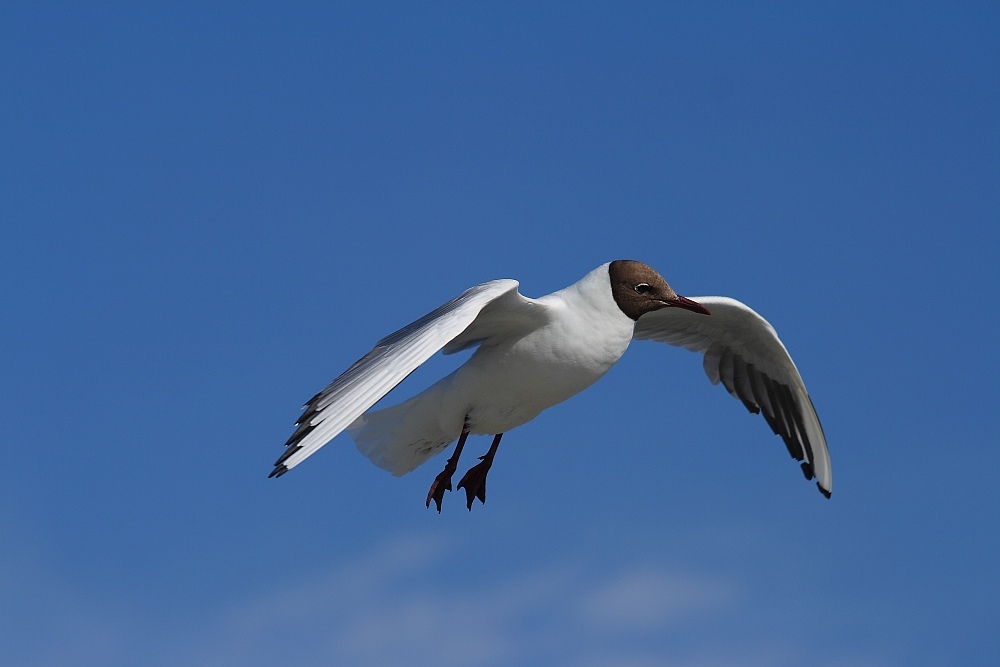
634, 296, 832, 498
271, 279, 523, 476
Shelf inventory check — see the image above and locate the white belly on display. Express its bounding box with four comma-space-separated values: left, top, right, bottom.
443, 314, 634, 435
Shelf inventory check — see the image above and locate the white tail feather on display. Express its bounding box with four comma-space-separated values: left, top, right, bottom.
347, 386, 460, 476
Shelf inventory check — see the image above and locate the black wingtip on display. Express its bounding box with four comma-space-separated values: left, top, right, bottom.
268, 465, 288, 479
800, 461, 815, 480
817, 482, 832, 499
274, 444, 303, 468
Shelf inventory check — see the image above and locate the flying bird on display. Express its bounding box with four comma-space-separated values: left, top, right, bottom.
271, 260, 831, 510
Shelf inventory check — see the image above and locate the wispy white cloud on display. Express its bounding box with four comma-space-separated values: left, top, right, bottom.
175, 533, 575, 667
165, 533, 742, 667
576, 567, 733, 631
0, 526, 893, 667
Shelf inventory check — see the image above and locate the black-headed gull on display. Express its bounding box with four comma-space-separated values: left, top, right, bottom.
271, 260, 831, 510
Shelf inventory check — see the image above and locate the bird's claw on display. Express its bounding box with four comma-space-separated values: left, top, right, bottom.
425, 470, 453, 513
457, 456, 492, 510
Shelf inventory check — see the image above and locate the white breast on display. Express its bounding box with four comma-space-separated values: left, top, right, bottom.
446, 264, 636, 434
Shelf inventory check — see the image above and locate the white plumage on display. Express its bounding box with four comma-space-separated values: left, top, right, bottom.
272, 261, 831, 502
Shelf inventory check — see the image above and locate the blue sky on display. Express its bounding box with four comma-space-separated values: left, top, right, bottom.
1, 3, 997, 665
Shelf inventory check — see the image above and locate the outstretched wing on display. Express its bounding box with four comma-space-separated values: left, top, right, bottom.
271, 279, 541, 477
634, 296, 832, 498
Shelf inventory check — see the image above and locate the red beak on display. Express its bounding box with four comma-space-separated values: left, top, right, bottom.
666, 295, 711, 315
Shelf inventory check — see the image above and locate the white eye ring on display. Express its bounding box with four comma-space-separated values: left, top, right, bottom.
634, 283, 652, 294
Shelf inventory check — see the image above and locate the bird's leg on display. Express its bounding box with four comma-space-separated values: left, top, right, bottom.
457, 433, 503, 510
425, 424, 470, 513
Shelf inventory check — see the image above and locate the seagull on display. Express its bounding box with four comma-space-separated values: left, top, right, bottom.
271, 260, 831, 510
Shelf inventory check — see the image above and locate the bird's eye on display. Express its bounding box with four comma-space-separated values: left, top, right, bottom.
634, 283, 652, 294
